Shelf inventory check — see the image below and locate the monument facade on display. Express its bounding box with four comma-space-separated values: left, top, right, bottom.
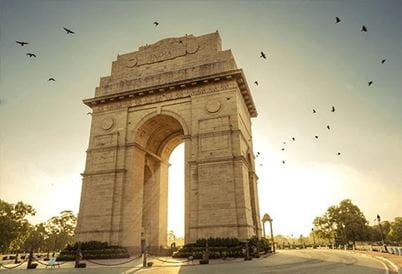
75, 31, 262, 253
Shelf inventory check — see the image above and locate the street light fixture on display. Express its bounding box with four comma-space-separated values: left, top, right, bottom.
262, 213, 275, 253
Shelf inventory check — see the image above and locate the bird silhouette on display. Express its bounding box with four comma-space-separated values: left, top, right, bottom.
282, 160, 285, 164
26, 53, 36, 58
381, 59, 386, 64
327, 125, 330, 130
16, 41, 29, 46
63, 27, 75, 34
337, 152, 341, 156
153, 21, 159, 26
87, 112, 92, 115
281, 148, 285, 151
332, 106, 335, 112
361, 25, 367, 32
368, 81, 373, 86
254, 81, 258, 86
313, 109, 316, 114
283, 142, 286, 145
292, 137, 295, 141
260, 51, 266, 59
315, 135, 319, 139
48, 78, 55, 81
335, 17, 341, 23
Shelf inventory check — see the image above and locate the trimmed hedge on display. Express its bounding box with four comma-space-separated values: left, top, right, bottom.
173, 237, 271, 259
57, 241, 129, 261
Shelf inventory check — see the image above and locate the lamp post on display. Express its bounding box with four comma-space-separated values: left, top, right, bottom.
377, 214, 385, 246
262, 213, 275, 252
311, 228, 316, 247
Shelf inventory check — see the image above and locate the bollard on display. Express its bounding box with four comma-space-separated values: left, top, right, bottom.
244, 241, 252, 261
75, 244, 82, 268
200, 240, 209, 264
26, 248, 37, 269
142, 248, 147, 267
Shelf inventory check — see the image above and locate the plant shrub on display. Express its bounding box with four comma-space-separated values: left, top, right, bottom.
173, 237, 271, 259
56, 241, 129, 261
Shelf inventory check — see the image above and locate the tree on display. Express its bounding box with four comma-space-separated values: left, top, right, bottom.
45, 210, 77, 251
0, 199, 36, 251
313, 199, 368, 247
168, 230, 176, 246
313, 214, 335, 244
389, 217, 402, 242
24, 223, 47, 252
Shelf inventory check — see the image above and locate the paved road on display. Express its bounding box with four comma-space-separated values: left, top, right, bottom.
139, 250, 388, 274
0, 250, 389, 274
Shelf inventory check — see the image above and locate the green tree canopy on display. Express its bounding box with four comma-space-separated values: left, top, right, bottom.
0, 199, 36, 251
389, 217, 402, 242
45, 210, 77, 251
313, 199, 368, 245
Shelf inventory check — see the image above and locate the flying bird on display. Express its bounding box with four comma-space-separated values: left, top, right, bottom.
254, 81, 258, 86
327, 125, 331, 130
63, 27, 75, 34
313, 109, 316, 114
48, 78, 55, 81
292, 137, 295, 141
26, 53, 36, 58
153, 21, 159, 26
283, 142, 286, 145
87, 112, 92, 115
16, 41, 29, 46
281, 148, 285, 151
260, 51, 266, 59
361, 25, 367, 32
332, 106, 335, 112
381, 59, 386, 64
335, 17, 341, 24
337, 152, 341, 156
315, 135, 319, 139
282, 160, 285, 164
368, 81, 373, 86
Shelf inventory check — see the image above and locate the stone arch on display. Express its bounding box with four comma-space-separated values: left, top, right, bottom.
75, 32, 262, 255
133, 109, 190, 142
131, 113, 187, 253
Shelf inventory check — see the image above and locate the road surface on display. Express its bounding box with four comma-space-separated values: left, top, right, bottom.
140, 249, 389, 274
0, 249, 391, 274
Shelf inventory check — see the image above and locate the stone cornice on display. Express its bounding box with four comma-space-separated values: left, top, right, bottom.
83, 69, 257, 117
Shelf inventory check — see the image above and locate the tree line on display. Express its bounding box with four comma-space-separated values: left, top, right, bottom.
312, 199, 402, 246
0, 199, 77, 254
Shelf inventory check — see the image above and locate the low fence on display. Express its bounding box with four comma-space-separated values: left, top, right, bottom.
356, 245, 402, 256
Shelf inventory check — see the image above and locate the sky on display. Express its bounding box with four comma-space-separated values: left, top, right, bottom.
0, 0, 401, 239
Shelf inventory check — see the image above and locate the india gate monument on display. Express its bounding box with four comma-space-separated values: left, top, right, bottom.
75, 31, 262, 253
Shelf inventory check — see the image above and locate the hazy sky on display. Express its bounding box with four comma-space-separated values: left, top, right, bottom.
1, 0, 401, 239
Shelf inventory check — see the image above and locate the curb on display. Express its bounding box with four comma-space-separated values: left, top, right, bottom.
349, 250, 400, 274
374, 256, 400, 274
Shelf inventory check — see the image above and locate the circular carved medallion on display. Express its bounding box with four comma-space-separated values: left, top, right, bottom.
126, 57, 138, 68
206, 100, 221, 113
102, 118, 114, 130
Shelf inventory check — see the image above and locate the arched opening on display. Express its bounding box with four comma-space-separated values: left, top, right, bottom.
167, 143, 185, 247
133, 114, 185, 253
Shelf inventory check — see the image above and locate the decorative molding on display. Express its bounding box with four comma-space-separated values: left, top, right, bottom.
84, 69, 257, 117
